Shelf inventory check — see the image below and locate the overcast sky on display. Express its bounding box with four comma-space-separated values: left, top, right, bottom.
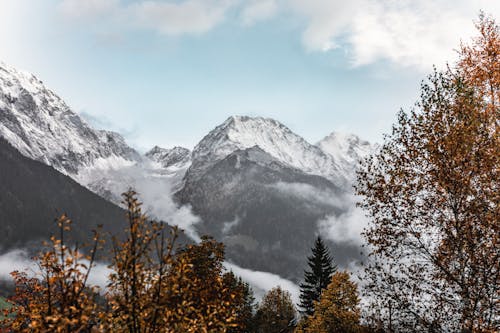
1, 0, 499, 151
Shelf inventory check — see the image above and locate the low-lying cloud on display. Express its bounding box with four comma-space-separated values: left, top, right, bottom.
225, 262, 300, 304
318, 194, 369, 247
0, 249, 111, 290
78, 158, 201, 242
271, 182, 342, 208
0, 249, 301, 307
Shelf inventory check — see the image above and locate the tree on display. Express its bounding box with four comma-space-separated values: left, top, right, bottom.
297, 271, 361, 333
2, 215, 103, 332
159, 236, 244, 332
299, 236, 336, 316
253, 286, 297, 333
103, 191, 245, 333
356, 15, 499, 332
223, 272, 256, 333
103, 190, 179, 333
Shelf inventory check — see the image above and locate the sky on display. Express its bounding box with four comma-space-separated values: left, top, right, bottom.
0, 0, 499, 151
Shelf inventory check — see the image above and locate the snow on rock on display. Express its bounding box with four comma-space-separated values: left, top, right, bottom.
145, 145, 191, 169
316, 132, 378, 180
189, 116, 344, 184
0, 61, 141, 177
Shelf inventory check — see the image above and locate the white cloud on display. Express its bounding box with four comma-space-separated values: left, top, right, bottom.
0, 249, 36, 280
59, 0, 119, 19
131, 0, 235, 36
59, 0, 235, 36
0, 249, 110, 290
271, 182, 342, 208
225, 262, 300, 304
77, 159, 202, 242
56, 0, 500, 69
315, 192, 368, 246
318, 206, 367, 247
240, 0, 279, 26
290, 0, 500, 69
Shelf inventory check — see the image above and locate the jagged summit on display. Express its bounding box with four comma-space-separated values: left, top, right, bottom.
145, 145, 191, 168
0, 62, 141, 176
317, 132, 374, 164
190, 115, 342, 183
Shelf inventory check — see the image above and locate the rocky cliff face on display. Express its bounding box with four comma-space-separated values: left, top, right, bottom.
145, 146, 191, 169
0, 62, 141, 177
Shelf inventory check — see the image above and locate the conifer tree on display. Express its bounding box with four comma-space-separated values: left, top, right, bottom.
298, 236, 336, 316
296, 271, 361, 333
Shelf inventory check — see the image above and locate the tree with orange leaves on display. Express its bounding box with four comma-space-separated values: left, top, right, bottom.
102, 191, 246, 333
296, 271, 361, 333
1, 215, 102, 332
253, 286, 297, 333
357, 14, 499, 332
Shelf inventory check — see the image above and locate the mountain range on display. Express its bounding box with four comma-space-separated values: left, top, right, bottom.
0, 61, 376, 282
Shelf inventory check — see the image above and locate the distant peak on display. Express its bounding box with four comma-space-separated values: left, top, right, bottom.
145, 145, 191, 168
319, 131, 370, 147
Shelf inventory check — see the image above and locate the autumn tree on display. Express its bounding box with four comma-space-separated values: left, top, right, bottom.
297, 271, 361, 333
103, 190, 179, 333
356, 15, 499, 332
104, 191, 247, 332
158, 236, 244, 332
253, 286, 297, 333
2, 215, 102, 332
299, 236, 336, 316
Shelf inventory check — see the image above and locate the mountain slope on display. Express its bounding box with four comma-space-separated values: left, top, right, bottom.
0, 62, 140, 177
188, 116, 344, 185
0, 137, 126, 251
145, 146, 191, 169
178, 144, 361, 281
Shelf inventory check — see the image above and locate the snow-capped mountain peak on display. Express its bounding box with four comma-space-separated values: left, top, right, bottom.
0, 62, 141, 177
145, 145, 191, 168
316, 132, 374, 164
190, 116, 342, 182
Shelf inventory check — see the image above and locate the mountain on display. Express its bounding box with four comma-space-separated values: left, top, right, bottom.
316, 132, 377, 180
176, 116, 371, 280
0, 137, 125, 252
0, 62, 141, 177
0, 62, 376, 283
145, 146, 191, 169
187, 116, 344, 185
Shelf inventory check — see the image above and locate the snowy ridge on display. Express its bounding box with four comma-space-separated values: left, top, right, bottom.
145, 146, 191, 169
0, 62, 141, 177
317, 132, 373, 163
190, 116, 344, 183
316, 132, 377, 180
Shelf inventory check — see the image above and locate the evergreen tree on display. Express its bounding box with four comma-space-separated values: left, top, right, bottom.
298, 236, 336, 316
297, 271, 361, 333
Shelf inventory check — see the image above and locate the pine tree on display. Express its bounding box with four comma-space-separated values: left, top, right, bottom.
297, 271, 361, 333
298, 236, 336, 316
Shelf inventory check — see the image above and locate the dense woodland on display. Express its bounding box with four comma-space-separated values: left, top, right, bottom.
0, 14, 498, 333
